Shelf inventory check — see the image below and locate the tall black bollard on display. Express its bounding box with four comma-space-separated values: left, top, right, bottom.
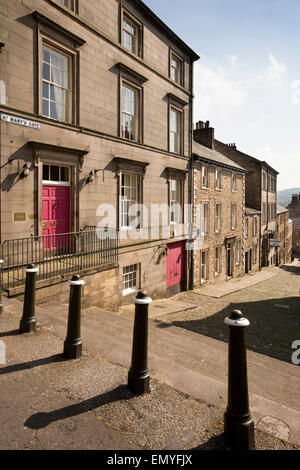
128, 290, 152, 394
0, 259, 3, 314
223, 309, 255, 450
63, 274, 84, 359
19, 263, 38, 333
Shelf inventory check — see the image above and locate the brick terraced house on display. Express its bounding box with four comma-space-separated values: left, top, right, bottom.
0, 0, 199, 307
192, 123, 246, 287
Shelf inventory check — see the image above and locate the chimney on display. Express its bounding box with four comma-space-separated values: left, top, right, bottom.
225, 143, 237, 150
193, 120, 215, 150
292, 194, 298, 203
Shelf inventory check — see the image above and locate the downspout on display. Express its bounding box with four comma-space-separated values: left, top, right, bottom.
188, 57, 194, 290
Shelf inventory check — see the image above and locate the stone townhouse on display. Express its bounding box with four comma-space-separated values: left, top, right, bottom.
212, 133, 279, 268
244, 207, 261, 274
292, 218, 300, 256
287, 193, 300, 218
276, 205, 292, 265
192, 124, 246, 288
0, 0, 199, 307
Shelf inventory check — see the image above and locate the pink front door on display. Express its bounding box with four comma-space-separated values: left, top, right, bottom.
42, 185, 70, 249
166, 241, 185, 288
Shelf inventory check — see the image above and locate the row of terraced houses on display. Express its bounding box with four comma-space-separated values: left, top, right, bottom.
0, 0, 292, 309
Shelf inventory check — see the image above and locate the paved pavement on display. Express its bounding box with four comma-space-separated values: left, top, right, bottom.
0, 260, 299, 450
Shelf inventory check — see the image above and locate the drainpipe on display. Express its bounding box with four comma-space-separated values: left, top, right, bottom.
188, 57, 194, 290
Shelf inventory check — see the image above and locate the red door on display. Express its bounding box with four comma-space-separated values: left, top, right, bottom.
166, 241, 185, 289
42, 185, 70, 250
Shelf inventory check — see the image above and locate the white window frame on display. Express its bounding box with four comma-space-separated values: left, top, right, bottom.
169, 50, 183, 85
121, 10, 142, 57
41, 40, 74, 123
215, 246, 221, 276
169, 178, 183, 224
231, 203, 237, 230
169, 105, 182, 154
215, 203, 222, 233
122, 263, 139, 295
232, 172, 236, 192
245, 217, 249, 238
202, 165, 208, 188
200, 202, 209, 236
120, 172, 140, 229
121, 81, 140, 142
215, 168, 221, 190
235, 240, 241, 265
201, 250, 208, 283
42, 163, 71, 186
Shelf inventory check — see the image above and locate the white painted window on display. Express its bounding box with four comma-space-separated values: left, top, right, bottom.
235, 239, 241, 265
200, 202, 209, 236
170, 52, 182, 84
201, 250, 208, 282
42, 44, 72, 122
123, 264, 138, 294
231, 203, 237, 229
215, 169, 221, 190
215, 246, 221, 276
170, 178, 183, 224
122, 14, 139, 55
42, 164, 70, 185
202, 166, 208, 188
121, 83, 139, 141
245, 217, 249, 237
120, 173, 139, 228
232, 173, 236, 191
215, 203, 221, 233
170, 107, 181, 153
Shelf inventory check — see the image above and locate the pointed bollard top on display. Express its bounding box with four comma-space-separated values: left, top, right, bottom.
224, 309, 250, 327
133, 290, 152, 305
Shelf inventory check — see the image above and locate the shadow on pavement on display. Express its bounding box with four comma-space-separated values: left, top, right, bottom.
0, 354, 68, 375
191, 434, 225, 450
155, 296, 300, 363
0, 329, 20, 337
24, 385, 133, 429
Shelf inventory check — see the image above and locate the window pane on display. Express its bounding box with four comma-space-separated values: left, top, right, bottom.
50, 165, 59, 181
43, 46, 50, 63
42, 62, 50, 81
42, 99, 49, 117
60, 167, 69, 182
43, 164, 49, 180
42, 82, 49, 99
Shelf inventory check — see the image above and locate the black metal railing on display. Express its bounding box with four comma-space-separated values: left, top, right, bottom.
0, 227, 118, 291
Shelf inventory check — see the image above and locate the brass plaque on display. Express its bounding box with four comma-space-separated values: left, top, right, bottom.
13, 211, 26, 222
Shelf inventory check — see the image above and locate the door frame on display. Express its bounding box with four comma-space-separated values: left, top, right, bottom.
36, 153, 79, 236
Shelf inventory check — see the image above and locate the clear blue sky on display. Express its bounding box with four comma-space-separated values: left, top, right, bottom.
144, 0, 300, 190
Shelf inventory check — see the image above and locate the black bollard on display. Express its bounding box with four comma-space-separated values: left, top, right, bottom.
0, 259, 3, 314
63, 274, 84, 359
19, 263, 38, 333
128, 290, 152, 394
223, 309, 255, 450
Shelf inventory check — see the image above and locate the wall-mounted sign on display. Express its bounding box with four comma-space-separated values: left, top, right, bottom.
13, 211, 26, 222
270, 239, 280, 247
0, 113, 40, 129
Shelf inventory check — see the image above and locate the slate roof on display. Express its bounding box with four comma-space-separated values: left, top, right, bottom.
193, 140, 246, 173
277, 204, 289, 214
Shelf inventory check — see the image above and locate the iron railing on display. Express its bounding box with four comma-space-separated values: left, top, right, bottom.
0, 227, 118, 291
